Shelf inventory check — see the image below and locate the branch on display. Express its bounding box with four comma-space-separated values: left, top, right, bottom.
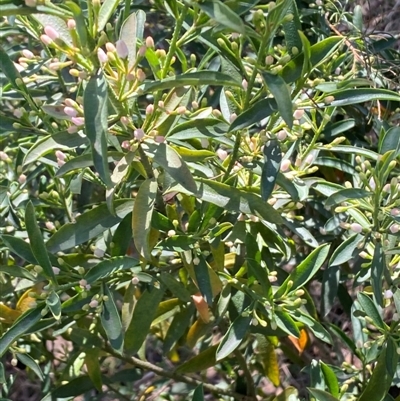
105, 346, 256, 401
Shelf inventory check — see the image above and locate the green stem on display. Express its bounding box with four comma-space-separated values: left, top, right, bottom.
223, 132, 241, 182
161, 5, 188, 79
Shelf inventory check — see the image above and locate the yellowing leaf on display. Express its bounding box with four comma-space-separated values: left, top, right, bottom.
263, 344, 280, 387
288, 328, 309, 354
16, 283, 44, 313
192, 293, 210, 323
0, 303, 22, 324
186, 318, 209, 349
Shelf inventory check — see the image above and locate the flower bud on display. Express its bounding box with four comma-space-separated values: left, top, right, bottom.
22, 49, 34, 59
145, 36, 154, 48
350, 223, 362, 233
390, 224, 400, 234
116, 40, 129, 59
146, 104, 154, 115
71, 117, 85, 126
40, 35, 53, 46
18, 174, 27, 184
44, 26, 59, 41
67, 19, 76, 30
97, 48, 108, 64
216, 148, 228, 161
280, 159, 291, 172
136, 68, 146, 81
293, 109, 304, 120
106, 42, 116, 52
134, 129, 145, 140
64, 106, 78, 117
137, 45, 147, 57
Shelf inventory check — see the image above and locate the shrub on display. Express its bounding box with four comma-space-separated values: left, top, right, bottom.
1, 0, 400, 400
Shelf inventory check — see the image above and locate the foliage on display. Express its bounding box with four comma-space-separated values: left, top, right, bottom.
1, 0, 400, 400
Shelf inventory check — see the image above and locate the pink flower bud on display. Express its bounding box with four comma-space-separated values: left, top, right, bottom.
67, 125, 78, 134
64, 106, 78, 117
67, 19, 76, 30
384, 289, 393, 299
116, 40, 129, 59
305, 154, 314, 165
18, 174, 27, 184
277, 129, 287, 141
176, 106, 187, 115
40, 35, 53, 46
280, 159, 291, 172
216, 148, 228, 161
350, 223, 362, 233
89, 299, 98, 308
52, 266, 60, 275
0, 151, 8, 161
106, 42, 116, 52
242, 79, 248, 90
134, 129, 145, 141
293, 109, 305, 120
391, 208, 400, 217
71, 117, 84, 126
97, 48, 108, 64
369, 177, 376, 190
55, 150, 66, 161
46, 221, 55, 231
44, 26, 59, 41
167, 229, 176, 237
229, 113, 237, 123
131, 276, 140, 285
145, 36, 154, 48
64, 98, 77, 107
137, 45, 147, 57
155, 135, 165, 143
22, 49, 34, 59
136, 68, 146, 81
146, 104, 154, 115
79, 279, 87, 288
126, 73, 135, 81
25, 0, 37, 7
121, 140, 131, 149
120, 116, 129, 126
390, 224, 400, 234
13, 109, 23, 118
158, 101, 165, 109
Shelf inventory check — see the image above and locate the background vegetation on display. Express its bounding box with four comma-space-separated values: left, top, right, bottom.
1, 0, 400, 400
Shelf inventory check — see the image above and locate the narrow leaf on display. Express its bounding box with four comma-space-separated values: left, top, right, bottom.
97, 0, 119, 32
216, 314, 252, 361
262, 72, 293, 128
25, 201, 56, 283
124, 286, 164, 353
84, 71, 112, 188
261, 139, 282, 201
101, 284, 123, 354
325, 188, 370, 208
132, 178, 158, 260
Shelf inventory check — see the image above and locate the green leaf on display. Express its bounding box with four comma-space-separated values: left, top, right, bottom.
52, 376, 94, 398
274, 244, 330, 299
321, 265, 340, 317
275, 309, 300, 337
230, 98, 277, 131
101, 284, 123, 354
379, 127, 400, 156
153, 143, 198, 194
177, 345, 218, 374
140, 71, 241, 94
371, 242, 384, 307
281, 37, 343, 83
16, 352, 44, 380
120, 10, 146, 70
262, 72, 293, 129
0, 306, 45, 358
320, 362, 339, 398
192, 384, 205, 401
23, 132, 87, 166
317, 145, 378, 160
329, 233, 363, 267
46, 199, 134, 253
46, 291, 61, 320
195, 178, 283, 224
194, 254, 214, 305
132, 178, 158, 260
84, 71, 112, 188
56, 151, 122, 177
328, 88, 400, 107
216, 314, 252, 361
84, 348, 103, 392
2, 235, 37, 265
163, 304, 194, 353
97, 0, 119, 32
66, 1, 90, 50
124, 286, 165, 354
25, 201, 56, 283
110, 213, 133, 257
261, 139, 282, 201
357, 292, 385, 330
198, 0, 245, 34
85, 257, 139, 284
325, 188, 370, 208
33, 13, 73, 45
308, 388, 340, 401
292, 311, 332, 344
282, 0, 302, 54
159, 272, 192, 303
359, 343, 398, 401
0, 265, 36, 281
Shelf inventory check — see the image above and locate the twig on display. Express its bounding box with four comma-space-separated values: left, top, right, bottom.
105, 346, 256, 401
